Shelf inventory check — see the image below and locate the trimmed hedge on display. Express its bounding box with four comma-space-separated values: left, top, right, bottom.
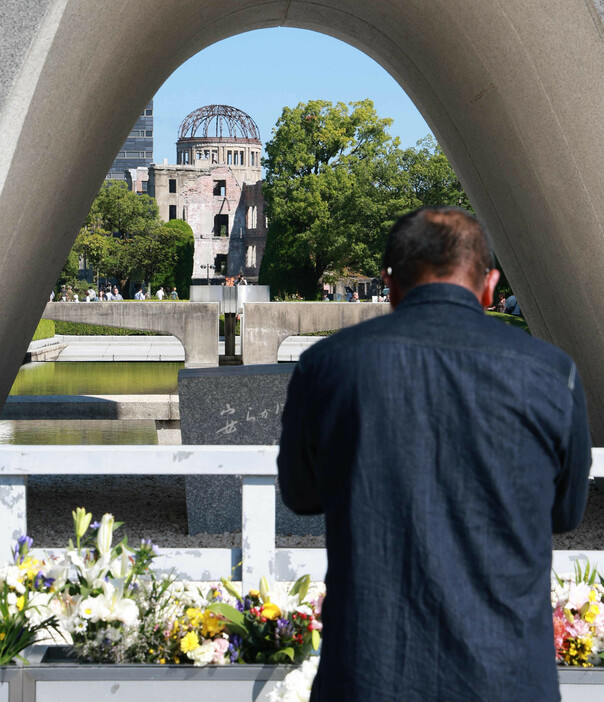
54, 321, 165, 336
32, 319, 56, 341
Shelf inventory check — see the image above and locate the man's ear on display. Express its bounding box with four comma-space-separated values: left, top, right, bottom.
381, 269, 403, 308
481, 268, 500, 309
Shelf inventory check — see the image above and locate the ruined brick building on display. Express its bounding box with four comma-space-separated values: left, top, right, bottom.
147, 105, 267, 282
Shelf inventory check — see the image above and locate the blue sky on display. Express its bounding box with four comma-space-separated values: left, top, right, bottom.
152, 27, 432, 164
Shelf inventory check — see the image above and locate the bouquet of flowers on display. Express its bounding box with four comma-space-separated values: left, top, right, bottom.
0, 535, 59, 664
0, 508, 324, 668
552, 561, 604, 667
53, 508, 160, 663
207, 575, 322, 664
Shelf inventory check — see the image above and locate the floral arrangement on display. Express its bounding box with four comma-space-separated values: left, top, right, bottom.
552, 561, 604, 667
0, 535, 60, 664
0, 507, 323, 668
207, 575, 322, 664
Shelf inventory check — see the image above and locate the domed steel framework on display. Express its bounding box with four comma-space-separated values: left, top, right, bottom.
178, 104, 260, 141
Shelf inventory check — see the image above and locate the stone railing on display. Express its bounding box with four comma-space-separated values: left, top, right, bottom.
0, 445, 601, 591
0, 445, 325, 593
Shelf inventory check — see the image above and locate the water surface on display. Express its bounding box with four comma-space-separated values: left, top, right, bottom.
10, 361, 182, 396
0, 419, 158, 445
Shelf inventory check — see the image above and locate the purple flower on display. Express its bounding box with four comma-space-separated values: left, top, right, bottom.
13, 535, 34, 564
275, 618, 294, 641
228, 634, 242, 663
34, 572, 54, 590
140, 539, 159, 555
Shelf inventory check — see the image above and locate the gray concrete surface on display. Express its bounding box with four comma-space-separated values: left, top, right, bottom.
54, 335, 185, 362
26, 334, 320, 362
42, 302, 219, 366
0, 1, 603, 439
242, 302, 390, 364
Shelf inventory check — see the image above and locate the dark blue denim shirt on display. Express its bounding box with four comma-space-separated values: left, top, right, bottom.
278, 283, 591, 702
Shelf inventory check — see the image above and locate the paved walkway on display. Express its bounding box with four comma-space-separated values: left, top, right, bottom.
29, 335, 320, 362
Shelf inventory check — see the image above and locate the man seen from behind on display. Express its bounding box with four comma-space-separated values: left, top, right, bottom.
278, 207, 592, 702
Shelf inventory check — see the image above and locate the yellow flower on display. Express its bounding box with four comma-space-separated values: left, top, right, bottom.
585, 603, 599, 623
248, 589, 260, 598
185, 607, 201, 626
0, 633, 5, 641
261, 603, 282, 620
16, 596, 25, 611
200, 610, 225, 638
180, 631, 200, 653
159, 658, 166, 664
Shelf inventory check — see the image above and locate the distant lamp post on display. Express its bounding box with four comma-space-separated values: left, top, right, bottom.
204, 263, 215, 285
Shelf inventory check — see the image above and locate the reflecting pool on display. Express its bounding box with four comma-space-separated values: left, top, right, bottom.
0, 419, 158, 445
10, 361, 183, 396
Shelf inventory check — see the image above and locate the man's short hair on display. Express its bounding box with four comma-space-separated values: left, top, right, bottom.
383, 207, 494, 293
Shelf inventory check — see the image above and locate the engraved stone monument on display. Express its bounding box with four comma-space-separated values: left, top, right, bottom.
178, 364, 324, 536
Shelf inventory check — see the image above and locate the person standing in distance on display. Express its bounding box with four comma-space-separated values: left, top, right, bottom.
278, 207, 591, 702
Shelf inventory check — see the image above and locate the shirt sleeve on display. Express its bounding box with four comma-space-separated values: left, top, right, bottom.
552, 366, 592, 533
277, 361, 323, 515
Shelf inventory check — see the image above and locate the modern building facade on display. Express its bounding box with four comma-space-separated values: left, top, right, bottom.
106, 101, 154, 184
148, 105, 267, 282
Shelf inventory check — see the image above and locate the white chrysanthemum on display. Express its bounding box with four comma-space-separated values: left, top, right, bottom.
269, 658, 319, 702
73, 618, 87, 633
189, 641, 216, 667
79, 595, 102, 622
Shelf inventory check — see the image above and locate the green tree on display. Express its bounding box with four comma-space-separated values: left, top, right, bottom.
401, 135, 472, 210
260, 99, 414, 298
74, 181, 163, 296
150, 220, 195, 298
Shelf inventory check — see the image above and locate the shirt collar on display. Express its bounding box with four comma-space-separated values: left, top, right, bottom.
396, 283, 484, 314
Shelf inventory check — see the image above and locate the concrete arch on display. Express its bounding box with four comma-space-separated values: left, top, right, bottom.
0, 1, 603, 434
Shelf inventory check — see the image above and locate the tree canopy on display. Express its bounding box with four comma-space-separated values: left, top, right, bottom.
72, 181, 191, 296
259, 100, 473, 298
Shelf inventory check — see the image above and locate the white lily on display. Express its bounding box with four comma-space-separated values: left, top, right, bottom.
96, 513, 115, 557
66, 550, 112, 588
109, 550, 131, 580
96, 579, 139, 627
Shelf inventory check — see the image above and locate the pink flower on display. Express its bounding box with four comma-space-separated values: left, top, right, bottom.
567, 582, 592, 612
308, 618, 323, 632
211, 637, 229, 664
553, 608, 567, 650
568, 618, 590, 638
314, 594, 325, 617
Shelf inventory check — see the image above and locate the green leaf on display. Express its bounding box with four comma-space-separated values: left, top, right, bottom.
552, 569, 564, 588
312, 629, 321, 651
270, 647, 295, 663
206, 602, 249, 637
289, 574, 310, 602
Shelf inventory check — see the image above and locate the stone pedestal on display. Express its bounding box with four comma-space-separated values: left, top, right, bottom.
178, 364, 324, 536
